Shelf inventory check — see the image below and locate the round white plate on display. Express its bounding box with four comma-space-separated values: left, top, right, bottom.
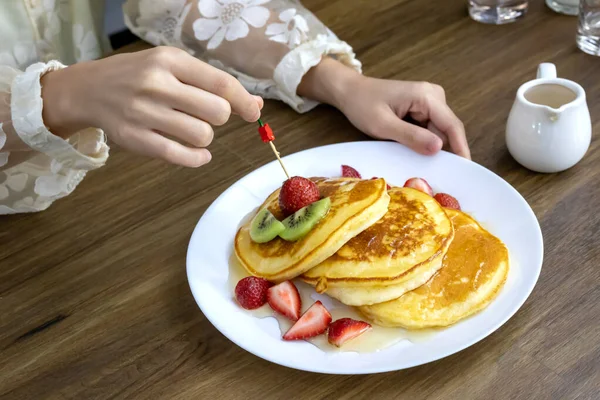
186, 141, 543, 374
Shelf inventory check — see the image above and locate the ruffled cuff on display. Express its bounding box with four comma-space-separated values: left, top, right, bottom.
0, 123, 7, 168
10, 61, 109, 171
273, 34, 362, 113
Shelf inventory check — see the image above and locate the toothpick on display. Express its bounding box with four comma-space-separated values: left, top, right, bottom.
269, 141, 290, 179
258, 118, 290, 179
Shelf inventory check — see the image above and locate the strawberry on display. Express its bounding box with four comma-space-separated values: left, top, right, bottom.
278, 177, 320, 216
434, 193, 461, 210
371, 177, 391, 190
267, 281, 301, 320
342, 165, 362, 178
235, 276, 272, 310
283, 301, 332, 341
327, 318, 372, 347
403, 177, 433, 196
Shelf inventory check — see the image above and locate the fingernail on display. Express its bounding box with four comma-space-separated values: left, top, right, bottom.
426, 138, 443, 154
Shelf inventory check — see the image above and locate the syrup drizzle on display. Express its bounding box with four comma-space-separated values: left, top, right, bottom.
228, 255, 437, 353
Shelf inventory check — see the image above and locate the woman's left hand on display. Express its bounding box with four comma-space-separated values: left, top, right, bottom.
298, 58, 470, 159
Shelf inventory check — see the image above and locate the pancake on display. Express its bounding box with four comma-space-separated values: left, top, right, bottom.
302, 187, 454, 299
321, 253, 445, 306
234, 177, 390, 282
359, 209, 509, 329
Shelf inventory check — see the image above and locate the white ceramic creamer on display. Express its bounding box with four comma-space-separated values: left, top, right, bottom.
506, 63, 591, 173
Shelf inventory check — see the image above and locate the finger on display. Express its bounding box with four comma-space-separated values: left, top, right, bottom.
254, 95, 264, 110
164, 83, 231, 126
145, 108, 214, 148
408, 112, 428, 126
431, 83, 446, 102
232, 95, 264, 116
129, 129, 212, 167
427, 121, 449, 148
380, 112, 443, 156
172, 54, 260, 122
425, 97, 471, 159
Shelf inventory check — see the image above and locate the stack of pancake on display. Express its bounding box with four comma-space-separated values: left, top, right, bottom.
235, 177, 509, 329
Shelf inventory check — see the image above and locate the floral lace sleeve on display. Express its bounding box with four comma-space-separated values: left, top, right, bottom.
0, 62, 109, 214
123, 0, 361, 113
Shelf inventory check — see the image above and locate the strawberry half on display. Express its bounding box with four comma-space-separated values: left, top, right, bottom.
235, 277, 272, 310
434, 193, 461, 210
327, 318, 372, 347
267, 281, 301, 321
342, 165, 362, 178
403, 177, 433, 196
371, 177, 391, 190
278, 177, 321, 216
283, 301, 332, 341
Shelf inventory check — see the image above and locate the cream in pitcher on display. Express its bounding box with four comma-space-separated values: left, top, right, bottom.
506, 63, 592, 173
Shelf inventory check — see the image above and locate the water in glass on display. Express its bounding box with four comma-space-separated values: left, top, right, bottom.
546, 0, 580, 16
468, 0, 528, 24
577, 0, 600, 56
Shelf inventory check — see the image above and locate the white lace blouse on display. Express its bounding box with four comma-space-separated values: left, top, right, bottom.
0, 0, 361, 214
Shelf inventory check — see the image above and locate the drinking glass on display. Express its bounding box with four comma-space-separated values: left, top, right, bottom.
468, 0, 528, 24
546, 0, 579, 16
577, 0, 600, 55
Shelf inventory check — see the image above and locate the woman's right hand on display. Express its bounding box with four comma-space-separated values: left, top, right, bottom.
41, 46, 263, 167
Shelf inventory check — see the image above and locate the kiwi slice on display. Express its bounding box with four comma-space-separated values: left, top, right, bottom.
279, 197, 331, 241
250, 209, 285, 243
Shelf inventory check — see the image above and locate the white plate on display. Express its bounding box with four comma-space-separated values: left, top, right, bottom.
186, 141, 543, 374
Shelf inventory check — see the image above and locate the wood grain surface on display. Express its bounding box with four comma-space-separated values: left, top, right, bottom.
1, 0, 598, 399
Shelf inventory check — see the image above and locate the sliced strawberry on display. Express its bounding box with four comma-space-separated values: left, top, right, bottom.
235, 277, 272, 310
403, 177, 433, 196
267, 281, 301, 320
371, 177, 391, 190
327, 318, 372, 347
341, 165, 362, 178
434, 193, 461, 210
283, 301, 332, 341
278, 177, 321, 216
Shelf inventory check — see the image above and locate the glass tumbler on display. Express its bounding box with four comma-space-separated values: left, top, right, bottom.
546, 0, 580, 16
577, 0, 600, 55
468, 0, 528, 24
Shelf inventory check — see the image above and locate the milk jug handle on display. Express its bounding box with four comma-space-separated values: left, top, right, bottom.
537, 63, 557, 79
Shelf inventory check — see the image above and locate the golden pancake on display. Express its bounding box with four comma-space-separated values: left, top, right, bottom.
234, 177, 390, 282
321, 253, 445, 306
302, 187, 454, 297
359, 209, 509, 329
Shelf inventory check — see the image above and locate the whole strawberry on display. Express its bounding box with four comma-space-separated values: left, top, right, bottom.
235, 276, 272, 310
404, 177, 433, 196
278, 176, 321, 216
341, 165, 362, 178
434, 193, 461, 210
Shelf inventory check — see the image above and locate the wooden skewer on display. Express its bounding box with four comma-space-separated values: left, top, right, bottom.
258, 118, 290, 179
269, 141, 290, 179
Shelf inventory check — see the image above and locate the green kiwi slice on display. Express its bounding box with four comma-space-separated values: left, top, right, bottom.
279, 197, 331, 241
250, 209, 285, 243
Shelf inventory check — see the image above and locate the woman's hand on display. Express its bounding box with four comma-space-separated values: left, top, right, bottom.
298, 58, 470, 159
41, 47, 263, 167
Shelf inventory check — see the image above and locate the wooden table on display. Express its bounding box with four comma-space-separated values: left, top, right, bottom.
1, 1, 598, 398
